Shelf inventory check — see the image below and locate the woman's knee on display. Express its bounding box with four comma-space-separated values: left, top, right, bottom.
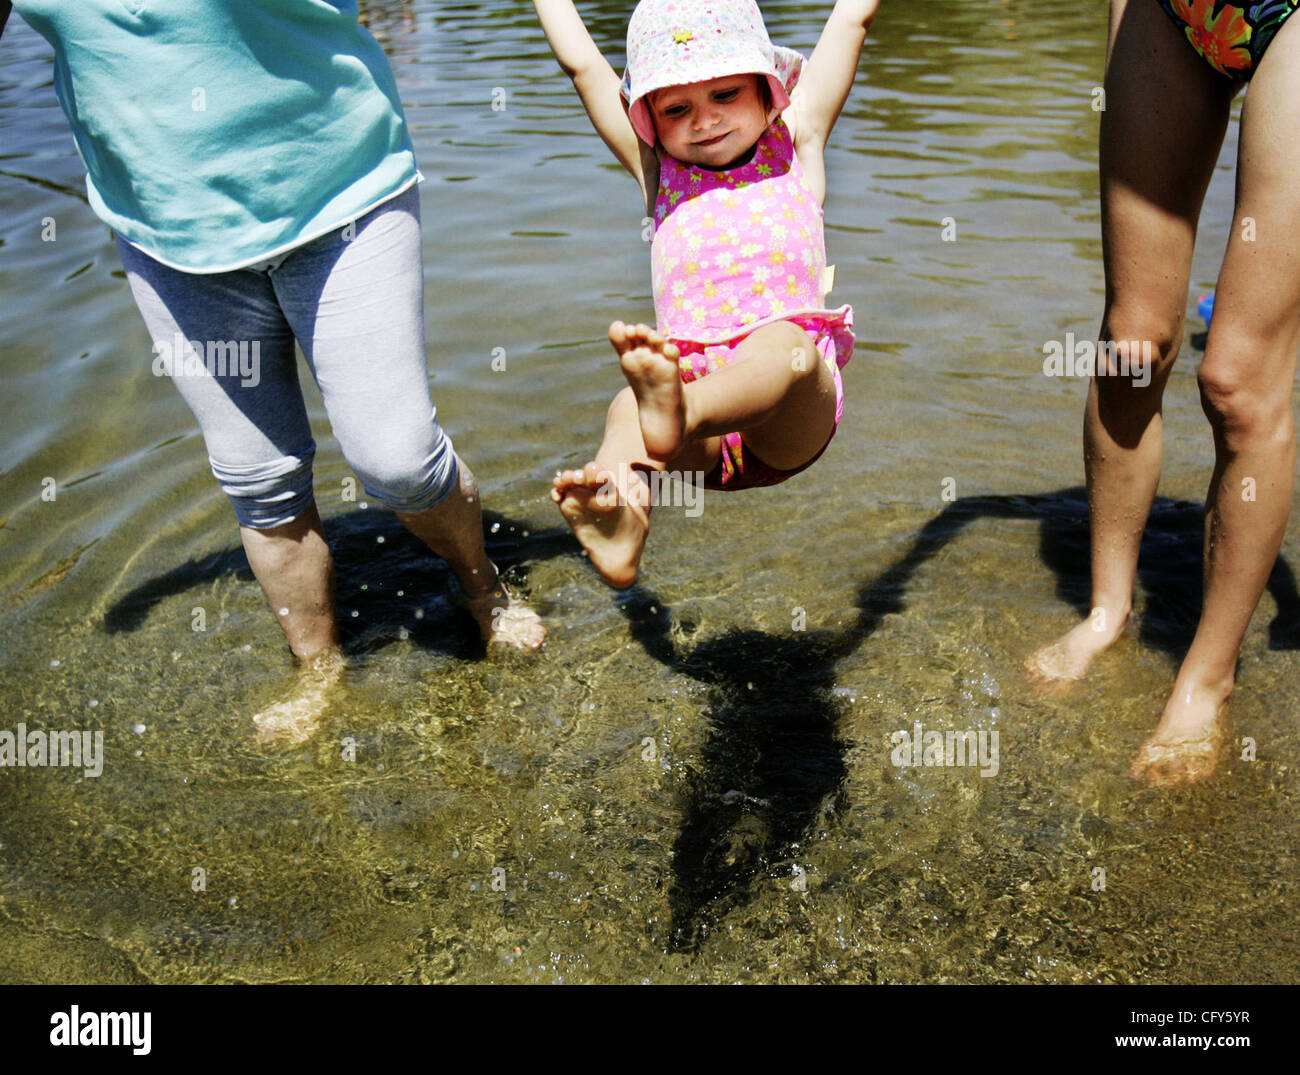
347, 424, 459, 512
1101, 306, 1182, 369
1197, 353, 1294, 447
1093, 306, 1183, 404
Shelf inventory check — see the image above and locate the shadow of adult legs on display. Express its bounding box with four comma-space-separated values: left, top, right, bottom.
608, 487, 1300, 946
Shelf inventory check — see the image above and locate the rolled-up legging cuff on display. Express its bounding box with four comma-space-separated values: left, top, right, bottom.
212, 452, 316, 530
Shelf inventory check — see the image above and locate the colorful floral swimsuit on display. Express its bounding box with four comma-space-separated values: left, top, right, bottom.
651, 116, 854, 490
1157, 0, 1299, 78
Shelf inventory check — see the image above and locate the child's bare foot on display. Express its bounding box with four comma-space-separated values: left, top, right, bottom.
459, 563, 545, 650
253, 647, 345, 745
610, 320, 684, 463
551, 460, 649, 588
1128, 683, 1230, 787
1025, 608, 1128, 684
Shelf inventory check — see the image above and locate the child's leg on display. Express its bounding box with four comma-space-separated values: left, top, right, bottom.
616, 319, 836, 470
553, 329, 721, 588
554, 319, 835, 587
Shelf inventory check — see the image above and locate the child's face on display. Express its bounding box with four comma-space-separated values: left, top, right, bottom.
648, 74, 770, 168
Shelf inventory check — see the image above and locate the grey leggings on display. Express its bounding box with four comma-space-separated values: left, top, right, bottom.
117, 185, 458, 529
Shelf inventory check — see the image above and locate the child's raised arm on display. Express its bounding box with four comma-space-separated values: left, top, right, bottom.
789, 0, 880, 147
532, 0, 649, 198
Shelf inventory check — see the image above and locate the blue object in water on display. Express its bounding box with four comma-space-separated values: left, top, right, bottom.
1197, 293, 1215, 325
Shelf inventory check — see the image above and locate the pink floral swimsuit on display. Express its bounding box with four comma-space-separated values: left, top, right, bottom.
651, 115, 854, 490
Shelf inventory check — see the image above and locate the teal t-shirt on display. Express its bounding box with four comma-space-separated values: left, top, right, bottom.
13, 0, 420, 272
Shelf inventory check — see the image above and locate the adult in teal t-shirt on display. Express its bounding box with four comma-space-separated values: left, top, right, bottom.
15, 0, 423, 272
2, 0, 545, 740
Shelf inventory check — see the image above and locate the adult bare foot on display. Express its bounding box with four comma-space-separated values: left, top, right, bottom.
610, 321, 685, 463
551, 459, 650, 588
459, 562, 545, 650
252, 647, 345, 745
1128, 683, 1230, 787
1025, 608, 1128, 684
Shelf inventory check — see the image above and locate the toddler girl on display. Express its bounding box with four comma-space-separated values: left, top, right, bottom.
534, 0, 879, 586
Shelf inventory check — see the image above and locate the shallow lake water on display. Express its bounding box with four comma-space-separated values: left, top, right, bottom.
1, 0, 1298, 983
